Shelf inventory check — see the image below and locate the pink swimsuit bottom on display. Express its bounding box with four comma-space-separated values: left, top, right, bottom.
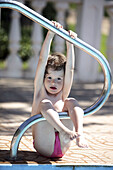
34, 131, 64, 158
51, 131, 64, 158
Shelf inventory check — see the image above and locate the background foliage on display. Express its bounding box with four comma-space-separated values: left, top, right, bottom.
0, 2, 108, 68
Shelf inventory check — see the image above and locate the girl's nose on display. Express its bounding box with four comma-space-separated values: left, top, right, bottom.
52, 79, 56, 84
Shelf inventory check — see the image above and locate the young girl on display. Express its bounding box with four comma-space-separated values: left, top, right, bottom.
31, 21, 88, 158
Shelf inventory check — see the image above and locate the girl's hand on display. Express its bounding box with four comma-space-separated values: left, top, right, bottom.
68, 30, 77, 39
48, 21, 63, 37
52, 21, 63, 29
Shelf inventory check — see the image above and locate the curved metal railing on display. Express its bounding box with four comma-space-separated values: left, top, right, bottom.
10, 112, 68, 159
0, 0, 112, 160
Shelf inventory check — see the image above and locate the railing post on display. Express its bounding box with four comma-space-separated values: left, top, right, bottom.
6, 8, 22, 78
54, 2, 69, 53
28, 0, 46, 78
106, 6, 113, 77
76, 0, 104, 82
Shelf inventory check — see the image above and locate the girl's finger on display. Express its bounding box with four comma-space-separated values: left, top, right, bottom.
68, 30, 77, 39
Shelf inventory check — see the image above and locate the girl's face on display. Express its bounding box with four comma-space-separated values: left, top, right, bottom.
44, 68, 64, 95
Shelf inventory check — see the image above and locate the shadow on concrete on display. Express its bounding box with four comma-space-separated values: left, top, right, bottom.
0, 150, 55, 164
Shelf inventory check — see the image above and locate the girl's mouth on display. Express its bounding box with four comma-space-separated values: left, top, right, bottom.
50, 87, 57, 90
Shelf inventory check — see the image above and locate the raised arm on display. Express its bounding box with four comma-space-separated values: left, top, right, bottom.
34, 30, 54, 95
62, 31, 77, 101
34, 21, 63, 96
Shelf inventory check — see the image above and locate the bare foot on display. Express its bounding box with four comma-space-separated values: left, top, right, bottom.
76, 134, 88, 148
59, 130, 77, 154
60, 130, 77, 144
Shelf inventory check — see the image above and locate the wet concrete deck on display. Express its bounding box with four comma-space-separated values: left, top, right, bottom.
0, 78, 113, 166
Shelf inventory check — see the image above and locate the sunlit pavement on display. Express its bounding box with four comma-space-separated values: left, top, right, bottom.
0, 78, 113, 166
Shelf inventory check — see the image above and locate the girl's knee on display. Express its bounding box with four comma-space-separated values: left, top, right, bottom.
40, 99, 53, 112
64, 98, 84, 115
41, 99, 52, 104
64, 98, 79, 109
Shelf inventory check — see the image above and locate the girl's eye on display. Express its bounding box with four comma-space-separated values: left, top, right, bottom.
57, 77, 61, 81
48, 77, 52, 80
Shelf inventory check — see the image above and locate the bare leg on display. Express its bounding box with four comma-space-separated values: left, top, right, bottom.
40, 99, 77, 143
33, 120, 55, 157
63, 98, 88, 148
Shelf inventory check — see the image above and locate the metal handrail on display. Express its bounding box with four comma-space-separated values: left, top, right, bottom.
0, 0, 112, 160
10, 112, 68, 159
0, 0, 112, 116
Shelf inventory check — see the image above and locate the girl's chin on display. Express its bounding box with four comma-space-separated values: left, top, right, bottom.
47, 90, 59, 95
50, 91, 58, 95
49, 88, 58, 93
